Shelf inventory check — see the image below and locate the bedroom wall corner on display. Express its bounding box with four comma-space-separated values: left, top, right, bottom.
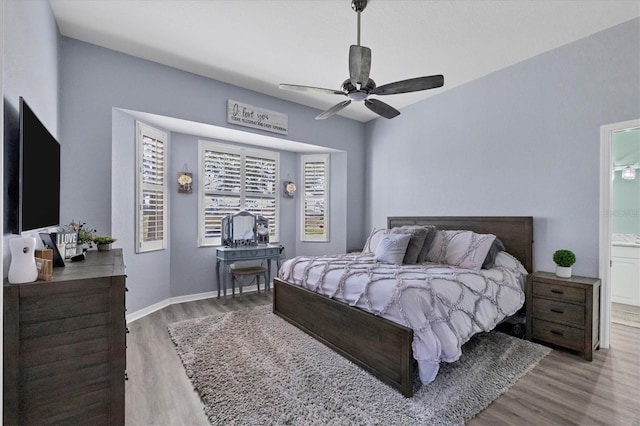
363, 17, 640, 278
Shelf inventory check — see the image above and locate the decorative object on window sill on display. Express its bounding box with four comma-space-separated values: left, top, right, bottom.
283, 181, 296, 198
178, 164, 193, 193
622, 165, 636, 180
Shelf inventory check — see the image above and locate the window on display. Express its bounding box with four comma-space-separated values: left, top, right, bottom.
301, 154, 330, 242
198, 140, 279, 246
135, 122, 168, 253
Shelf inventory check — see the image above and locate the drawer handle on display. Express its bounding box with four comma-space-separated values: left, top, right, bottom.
551, 290, 564, 294
550, 330, 564, 336
550, 309, 564, 314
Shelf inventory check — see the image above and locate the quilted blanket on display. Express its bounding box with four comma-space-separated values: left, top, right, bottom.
279, 251, 527, 384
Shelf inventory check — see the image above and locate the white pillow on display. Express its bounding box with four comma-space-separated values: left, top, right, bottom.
426, 230, 496, 270
362, 227, 387, 254
374, 233, 411, 265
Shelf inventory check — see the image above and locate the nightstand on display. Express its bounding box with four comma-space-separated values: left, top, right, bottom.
525, 271, 600, 361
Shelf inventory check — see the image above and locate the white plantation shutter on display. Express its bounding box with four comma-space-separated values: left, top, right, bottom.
136, 122, 168, 253
245, 155, 278, 240
198, 141, 279, 246
301, 154, 329, 242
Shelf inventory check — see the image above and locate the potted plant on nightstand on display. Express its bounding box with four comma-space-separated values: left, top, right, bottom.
553, 249, 576, 278
93, 235, 117, 251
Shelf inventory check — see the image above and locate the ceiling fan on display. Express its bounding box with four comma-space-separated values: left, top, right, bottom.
279, 0, 444, 120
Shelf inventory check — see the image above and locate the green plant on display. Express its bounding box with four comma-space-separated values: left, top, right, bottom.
553, 249, 576, 267
68, 220, 96, 247
93, 235, 117, 245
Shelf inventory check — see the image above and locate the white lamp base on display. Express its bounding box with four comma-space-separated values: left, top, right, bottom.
8, 236, 38, 284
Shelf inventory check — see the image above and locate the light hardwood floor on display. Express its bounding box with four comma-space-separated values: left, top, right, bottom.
125, 293, 640, 425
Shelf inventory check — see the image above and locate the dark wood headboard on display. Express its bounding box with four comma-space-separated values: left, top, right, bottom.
387, 216, 534, 273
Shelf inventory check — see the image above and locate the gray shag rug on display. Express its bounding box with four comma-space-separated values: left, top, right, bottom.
168, 305, 551, 425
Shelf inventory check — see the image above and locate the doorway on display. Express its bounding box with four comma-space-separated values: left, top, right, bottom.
599, 118, 640, 348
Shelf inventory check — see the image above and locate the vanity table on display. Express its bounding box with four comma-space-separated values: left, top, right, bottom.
216, 245, 283, 300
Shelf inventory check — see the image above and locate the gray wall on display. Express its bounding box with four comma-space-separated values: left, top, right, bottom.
2, 0, 60, 275
61, 37, 365, 313
364, 18, 640, 278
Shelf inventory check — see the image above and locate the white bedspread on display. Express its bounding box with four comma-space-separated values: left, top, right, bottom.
279, 251, 527, 384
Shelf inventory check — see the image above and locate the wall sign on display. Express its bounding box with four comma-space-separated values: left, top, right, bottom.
227, 99, 288, 135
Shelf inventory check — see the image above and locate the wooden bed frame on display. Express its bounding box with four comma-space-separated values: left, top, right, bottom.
273, 216, 533, 397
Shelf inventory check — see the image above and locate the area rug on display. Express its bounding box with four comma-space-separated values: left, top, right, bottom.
168, 305, 551, 425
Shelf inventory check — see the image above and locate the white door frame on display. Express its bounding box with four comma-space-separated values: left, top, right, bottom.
599, 118, 640, 349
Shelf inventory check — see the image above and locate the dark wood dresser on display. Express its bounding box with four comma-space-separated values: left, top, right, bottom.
3, 249, 126, 425
525, 271, 600, 361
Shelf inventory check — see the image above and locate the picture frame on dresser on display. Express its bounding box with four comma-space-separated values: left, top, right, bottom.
39, 232, 65, 267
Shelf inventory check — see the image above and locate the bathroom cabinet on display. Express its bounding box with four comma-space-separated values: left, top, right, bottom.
611, 245, 640, 306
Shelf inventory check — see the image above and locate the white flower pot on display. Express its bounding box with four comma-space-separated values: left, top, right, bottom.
555, 265, 572, 278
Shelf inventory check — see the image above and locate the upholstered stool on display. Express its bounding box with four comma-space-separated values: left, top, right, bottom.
230, 266, 269, 297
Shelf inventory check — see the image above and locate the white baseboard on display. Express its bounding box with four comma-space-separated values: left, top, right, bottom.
126, 284, 262, 323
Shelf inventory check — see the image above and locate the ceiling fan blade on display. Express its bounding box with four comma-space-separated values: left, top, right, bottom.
279, 84, 345, 96
349, 45, 371, 88
315, 100, 352, 120
364, 99, 400, 119
370, 75, 444, 95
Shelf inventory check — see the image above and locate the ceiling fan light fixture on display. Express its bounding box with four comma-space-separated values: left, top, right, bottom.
278, 0, 443, 120
622, 165, 636, 180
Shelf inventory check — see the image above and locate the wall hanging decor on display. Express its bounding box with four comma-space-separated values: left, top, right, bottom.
178, 164, 193, 193
283, 180, 297, 198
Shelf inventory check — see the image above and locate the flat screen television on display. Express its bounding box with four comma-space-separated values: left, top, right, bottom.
18, 96, 61, 233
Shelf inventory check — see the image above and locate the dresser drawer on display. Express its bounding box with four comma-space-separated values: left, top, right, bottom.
532, 281, 585, 303
531, 319, 584, 351
265, 247, 281, 256
532, 298, 585, 328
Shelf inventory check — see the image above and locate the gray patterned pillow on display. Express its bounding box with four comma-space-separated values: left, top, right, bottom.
390, 226, 428, 264
374, 233, 411, 265
426, 230, 496, 270
402, 225, 437, 263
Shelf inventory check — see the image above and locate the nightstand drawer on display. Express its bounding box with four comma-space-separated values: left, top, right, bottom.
531, 319, 584, 351
532, 298, 584, 327
533, 281, 585, 303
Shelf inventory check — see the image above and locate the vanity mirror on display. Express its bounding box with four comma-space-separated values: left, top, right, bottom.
222, 211, 257, 247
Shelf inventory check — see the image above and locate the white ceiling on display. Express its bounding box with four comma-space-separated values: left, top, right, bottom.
50, 0, 640, 122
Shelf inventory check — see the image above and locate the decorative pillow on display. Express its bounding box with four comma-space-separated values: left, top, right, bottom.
362, 227, 387, 254
374, 233, 411, 265
426, 230, 496, 270
482, 238, 505, 269
415, 225, 437, 263
390, 226, 428, 264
